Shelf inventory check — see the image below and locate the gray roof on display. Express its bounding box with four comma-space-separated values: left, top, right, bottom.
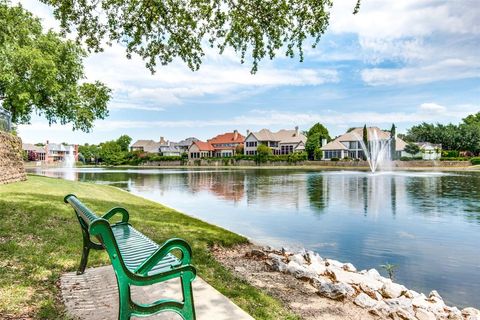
177, 137, 199, 147
159, 144, 182, 153
22, 143, 46, 153
130, 140, 163, 153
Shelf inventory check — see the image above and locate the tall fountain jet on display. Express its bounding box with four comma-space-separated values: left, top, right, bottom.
354, 128, 392, 173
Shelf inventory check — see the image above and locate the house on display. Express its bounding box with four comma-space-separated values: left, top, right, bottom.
130, 137, 169, 153
207, 130, 245, 157
23, 141, 78, 163
188, 141, 215, 159
401, 142, 442, 160
176, 137, 199, 152
159, 142, 182, 156
22, 143, 47, 161
244, 127, 306, 155
45, 142, 79, 163
321, 127, 406, 160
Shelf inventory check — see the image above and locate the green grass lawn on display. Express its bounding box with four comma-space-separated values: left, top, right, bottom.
0, 175, 298, 319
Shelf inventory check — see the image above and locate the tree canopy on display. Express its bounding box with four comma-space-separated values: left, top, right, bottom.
305, 123, 330, 160
39, 0, 358, 73
404, 143, 420, 156
0, 1, 111, 131
403, 112, 480, 154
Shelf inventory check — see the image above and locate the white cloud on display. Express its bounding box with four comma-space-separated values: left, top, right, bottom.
82, 44, 339, 110
361, 56, 480, 85
19, 103, 477, 137
328, 0, 480, 85
418, 103, 447, 114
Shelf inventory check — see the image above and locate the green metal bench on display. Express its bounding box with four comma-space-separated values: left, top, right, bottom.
64, 194, 196, 320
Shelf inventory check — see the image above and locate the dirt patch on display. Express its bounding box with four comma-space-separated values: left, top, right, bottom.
212, 244, 379, 320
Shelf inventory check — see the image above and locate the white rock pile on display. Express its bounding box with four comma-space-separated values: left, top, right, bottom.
253, 247, 480, 320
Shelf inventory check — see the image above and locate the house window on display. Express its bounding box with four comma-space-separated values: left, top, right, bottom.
325, 150, 342, 159
246, 141, 257, 147
349, 141, 359, 149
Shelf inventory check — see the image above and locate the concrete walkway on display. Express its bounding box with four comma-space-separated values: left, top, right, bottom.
60, 266, 254, 320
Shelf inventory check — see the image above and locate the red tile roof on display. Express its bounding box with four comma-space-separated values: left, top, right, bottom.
193, 140, 215, 151
208, 131, 245, 145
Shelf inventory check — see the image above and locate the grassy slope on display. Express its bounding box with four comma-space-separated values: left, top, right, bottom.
0, 175, 298, 319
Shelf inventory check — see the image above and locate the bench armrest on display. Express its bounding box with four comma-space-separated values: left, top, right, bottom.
102, 207, 129, 223
134, 238, 192, 275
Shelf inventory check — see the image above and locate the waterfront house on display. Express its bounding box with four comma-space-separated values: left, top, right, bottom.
244, 127, 306, 155
321, 127, 406, 160
207, 130, 245, 157
159, 142, 182, 156
188, 141, 215, 159
401, 142, 442, 160
176, 137, 199, 152
22, 143, 47, 161
23, 141, 78, 163
130, 137, 170, 153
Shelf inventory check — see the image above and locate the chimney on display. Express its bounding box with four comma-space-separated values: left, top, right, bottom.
159, 137, 165, 144
233, 129, 238, 140
321, 138, 327, 147
246, 129, 250, 136
295, 126, 299, 136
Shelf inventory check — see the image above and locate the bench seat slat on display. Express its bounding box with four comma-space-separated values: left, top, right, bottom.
112, 224, 180, 274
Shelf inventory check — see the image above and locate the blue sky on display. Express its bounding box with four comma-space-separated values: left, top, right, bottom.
18, 0, 480, 144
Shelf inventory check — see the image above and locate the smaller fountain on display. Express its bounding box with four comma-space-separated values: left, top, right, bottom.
64, 145, 76, 168
354, 128, 392, 173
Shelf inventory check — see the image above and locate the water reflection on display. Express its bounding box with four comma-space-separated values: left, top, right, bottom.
28, 167, 480, 307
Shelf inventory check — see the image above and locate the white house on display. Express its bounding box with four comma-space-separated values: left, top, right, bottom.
321, 127, 407, 160
401, 142, 442, 160
244, 127, 306, 155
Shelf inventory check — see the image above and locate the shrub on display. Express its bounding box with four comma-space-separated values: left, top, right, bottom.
439, 157, 470, 161
330, 157, 340, 161
442, 150, 460, 158
234, 155, 255, 161
471, 157, 480, 165
400, 156, 423, 161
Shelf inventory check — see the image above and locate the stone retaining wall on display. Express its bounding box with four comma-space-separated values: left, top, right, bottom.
0, 132, 26, 184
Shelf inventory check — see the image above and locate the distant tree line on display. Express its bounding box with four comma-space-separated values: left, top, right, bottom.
78, 135, 185, 166
400, 112, 480, 155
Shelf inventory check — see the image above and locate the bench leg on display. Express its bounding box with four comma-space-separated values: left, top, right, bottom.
118, 282, 132, 320
77, 245, 90, 275
180, 272, 196, 320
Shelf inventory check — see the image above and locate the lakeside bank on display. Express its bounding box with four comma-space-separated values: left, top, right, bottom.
0, 175, 296, 319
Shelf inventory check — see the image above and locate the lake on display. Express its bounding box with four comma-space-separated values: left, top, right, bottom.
29, 167, 480, 307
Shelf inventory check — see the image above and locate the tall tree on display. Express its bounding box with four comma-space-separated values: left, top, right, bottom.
116, 135, 132, 152
40, 0, 360, 73
362, 125, 368, 156
0, 2, 111, 131
463, 112, 480, 126
305, 123, 330, 160
390, 123, 396, 160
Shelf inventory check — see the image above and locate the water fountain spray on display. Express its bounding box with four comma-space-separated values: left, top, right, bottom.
354, 129, 392, 173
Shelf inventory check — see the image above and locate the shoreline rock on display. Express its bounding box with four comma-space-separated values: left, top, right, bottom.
253, 247, 479, 320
